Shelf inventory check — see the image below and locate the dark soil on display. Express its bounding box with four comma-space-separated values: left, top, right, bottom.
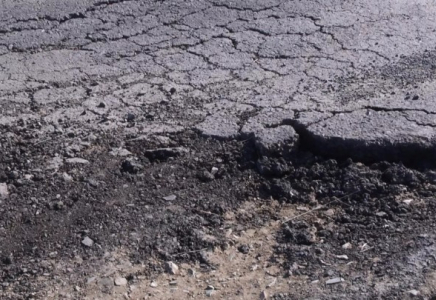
1, 122, 436, 299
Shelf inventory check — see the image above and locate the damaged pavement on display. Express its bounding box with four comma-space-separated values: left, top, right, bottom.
1, 0, 436, 299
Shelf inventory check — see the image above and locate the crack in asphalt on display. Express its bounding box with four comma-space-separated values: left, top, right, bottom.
1, 0, 436, 163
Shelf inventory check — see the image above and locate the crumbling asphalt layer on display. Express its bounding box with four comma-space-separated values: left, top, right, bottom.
1, 0, 436, 299
1, 0, 436, 161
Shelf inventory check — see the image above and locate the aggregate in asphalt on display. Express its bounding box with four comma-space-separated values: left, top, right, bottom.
1, 0, 436, 299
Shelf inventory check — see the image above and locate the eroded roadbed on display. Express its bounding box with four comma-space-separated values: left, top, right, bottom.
2, 0, 436, 299
1, 128, 436, 299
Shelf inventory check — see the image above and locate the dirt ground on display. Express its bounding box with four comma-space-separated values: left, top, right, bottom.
1, 127, 436, 299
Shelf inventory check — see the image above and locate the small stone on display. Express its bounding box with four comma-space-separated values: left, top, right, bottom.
198, 170, 215, 182
163, 195, 177, 201
99, 277, 113, 293
48, 251, 58, 258
54, 201, 64, 210
188, 269, 196, 277
238, 244, 250, 254
1, 255, 12, 265
126, 113, 135, 122
81, 237, 94, 247
0, 183, 9, 199
121, 159, 143, 174
165, 261, 179, 275
97, 102, 106, 108
206, 285, 215, 290
75, 286, 81, 292
144, 147, 188, 161
205, 289, 215, 297
326, 277, 344, 285
169, 281, 177, 286
324, 209, 335, 216
408, 289, 420, 296
211, 167, 219, 175
114, 277, 128, 286
110, 148, 132, 157
62, 173, 73, 182
87, 277, 96, 284
150, 281, 158, 288
296, 206, 309, 211
335, 255, 349, 260
66, 158, 89, 164
260, 290, 269, 299
87, 179, 99, 188
267, 278, 276, 288
375, 211, 387, 217
403, 199, 413, 205
342, 242, 352, 249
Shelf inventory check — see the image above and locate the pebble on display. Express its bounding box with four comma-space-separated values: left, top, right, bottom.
54, 201, 64, 210
66, 158, 89, 164
121, 159, 143, 174
260, 290, 269, 299
335, 255, 349, 260
87, 179, 99, 188
163, 195, 177, 201
342, 242, 352, 249
408, 289, 420, 296
144, 147, 188, 160
169, 281, 177, 286
324, 209, 335, 216
267, 278, 276, 288
62, 173, 73, 182
165, 261, 179, 275
296, 206, 309, 211
110, 148, 132, 157
114, 277, 128, 286
81, 237, 94, 247
0, 183, 9, 199
199, 170, 215, 182
403, 199, 413, 205
87, 277, 96, 284
188, 268, 196, 277
326, 277, 344, 285
126, 113, 136, 122
238, 244, 250, 254
150, 281, 158, 288
99, 277, 113, 292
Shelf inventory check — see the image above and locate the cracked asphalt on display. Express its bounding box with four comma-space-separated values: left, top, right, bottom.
2, 0, 436, 299
2, 0, 436, 159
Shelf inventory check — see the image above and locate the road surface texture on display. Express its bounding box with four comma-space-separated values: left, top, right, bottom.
1, 0, 436, 299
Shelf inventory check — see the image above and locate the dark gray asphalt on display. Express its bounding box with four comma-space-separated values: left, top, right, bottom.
1, 0, 435, 162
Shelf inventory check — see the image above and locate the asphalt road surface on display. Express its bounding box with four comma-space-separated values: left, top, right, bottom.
1, 1, 436, 299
